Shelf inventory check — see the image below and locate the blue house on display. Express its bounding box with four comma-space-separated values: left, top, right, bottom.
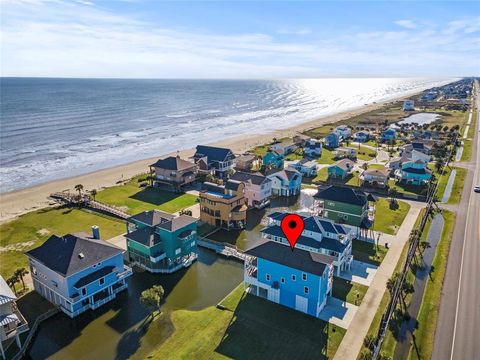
263, 149, 284, 169
244, 241, 333, 317
353, 131, 370, 143
324, 132, 340, 148
26, 232, 132, 318
125, 210, 198, 273
395, 159, 432, 186
381, 128, 396, 142
266, 169, 302, 197
192, 145, 236, 178
262, 212, 354, 275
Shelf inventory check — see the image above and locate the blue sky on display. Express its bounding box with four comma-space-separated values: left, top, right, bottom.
1, 0, 479, 78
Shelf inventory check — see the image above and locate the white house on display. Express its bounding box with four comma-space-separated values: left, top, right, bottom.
230, 171, 272, 209
287, 159, 318, 177
270, 139, 298, 155
0, 276, 29, 358
361, 168, 390, 188
334, 147, 357, 159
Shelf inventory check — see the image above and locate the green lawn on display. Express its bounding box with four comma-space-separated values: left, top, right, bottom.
317, 148, 336, 164
368, 164, 386, 170
461, 139, 473, 161
352, 240, 388, 266
388, 179, 429, 196
95, 177, 198, 215
356, 145, 377, 161
151, 284, 345, 359
313, 167, 329, 182
332, 278, 368, 306
285, 152, 304, 161
253, 144, 269, 157
373, 198, 411, 235
408, 210, 456, 360
0, 207, 125, 278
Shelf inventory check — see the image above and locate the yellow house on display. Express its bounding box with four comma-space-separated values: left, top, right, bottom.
199, 180, 247, 230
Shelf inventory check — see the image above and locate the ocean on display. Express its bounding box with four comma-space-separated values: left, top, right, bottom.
0, 77, 455, 193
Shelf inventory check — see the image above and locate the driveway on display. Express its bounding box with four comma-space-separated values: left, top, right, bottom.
337, 260, 378, 287
319, 297, 359, 329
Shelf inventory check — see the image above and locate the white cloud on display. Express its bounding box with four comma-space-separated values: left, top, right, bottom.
394, 20, 417, 29
1, 0, 478, 78
277, 28, 312, 35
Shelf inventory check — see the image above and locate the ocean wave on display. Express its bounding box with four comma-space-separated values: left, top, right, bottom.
0, 77, 457, 192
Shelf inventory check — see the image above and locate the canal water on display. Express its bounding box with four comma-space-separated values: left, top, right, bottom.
206, 188, 317, 250
28, 248, 243, 359
28, 189, 316, 359
392, 213, 444, 360
396, 112, 441, 126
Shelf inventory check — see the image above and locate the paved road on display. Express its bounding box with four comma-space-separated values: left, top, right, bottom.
334, 201, 425, 360
432, 81, 480, 360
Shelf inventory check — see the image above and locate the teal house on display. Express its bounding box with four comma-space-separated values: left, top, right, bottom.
395, 160, 432, 186
263, 149, 284, 169
314, 185, 376, 229
327, 159, 354, 179
125, 210, 198, 273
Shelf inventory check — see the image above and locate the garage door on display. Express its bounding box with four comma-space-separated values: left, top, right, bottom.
295, 295, 308, 313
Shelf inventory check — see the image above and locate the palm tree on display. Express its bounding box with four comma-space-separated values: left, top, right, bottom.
14, 268, 29, 290
386, 272, 399, 295
7, 274, 19, 295
74, 184, 84, 197
140, 285, 165, 319
90, 189, 97, 201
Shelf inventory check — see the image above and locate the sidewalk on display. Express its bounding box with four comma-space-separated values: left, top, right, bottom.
333, 201, 425, 360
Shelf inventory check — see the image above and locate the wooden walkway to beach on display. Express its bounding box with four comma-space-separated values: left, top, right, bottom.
49, 192, 130, 219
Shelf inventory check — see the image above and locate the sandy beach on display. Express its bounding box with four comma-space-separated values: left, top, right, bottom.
0, 99, 399, 223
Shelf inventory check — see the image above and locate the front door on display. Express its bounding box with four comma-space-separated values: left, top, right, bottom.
295, 295, 308, 313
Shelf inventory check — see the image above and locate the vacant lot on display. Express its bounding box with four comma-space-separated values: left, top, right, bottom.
151, 284, 345, 359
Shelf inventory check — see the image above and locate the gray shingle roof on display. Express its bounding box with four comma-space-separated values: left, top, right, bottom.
157, 214, 197, 232
150, 156, 195, 171
125, 227, 160, 247
26, 234, 123, 277
73, 266, 115, 288
230, 171, 270, 185
314, 185, 372, 206
194, 145, 235, 162
128, 210, 175, 227
245, 241, 329, 276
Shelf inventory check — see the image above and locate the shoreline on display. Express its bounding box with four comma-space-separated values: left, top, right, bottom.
0, 93, 413, 223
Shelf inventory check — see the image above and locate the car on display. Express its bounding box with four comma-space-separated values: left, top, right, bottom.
474, 186, 480, 193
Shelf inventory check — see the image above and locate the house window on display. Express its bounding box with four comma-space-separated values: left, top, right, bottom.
99, 278, 105, 286
304, 286, 309, 294
302, 273, 307, 281
280, 277, 285, 284
32, 266, 37, 276
82, 288, 87, 296
266, 274, 270, 281
51, 280, 58, 287
291, 274, 296, 281
175, 248, 181, 255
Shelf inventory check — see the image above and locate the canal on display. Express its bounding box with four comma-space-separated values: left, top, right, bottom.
28, 248, 243, 359
28, 189, 317, 359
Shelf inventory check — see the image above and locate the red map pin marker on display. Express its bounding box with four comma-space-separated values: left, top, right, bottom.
280, 214, 305, 251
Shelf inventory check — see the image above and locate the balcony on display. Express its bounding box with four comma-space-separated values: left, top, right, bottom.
116, 265, 133, 279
